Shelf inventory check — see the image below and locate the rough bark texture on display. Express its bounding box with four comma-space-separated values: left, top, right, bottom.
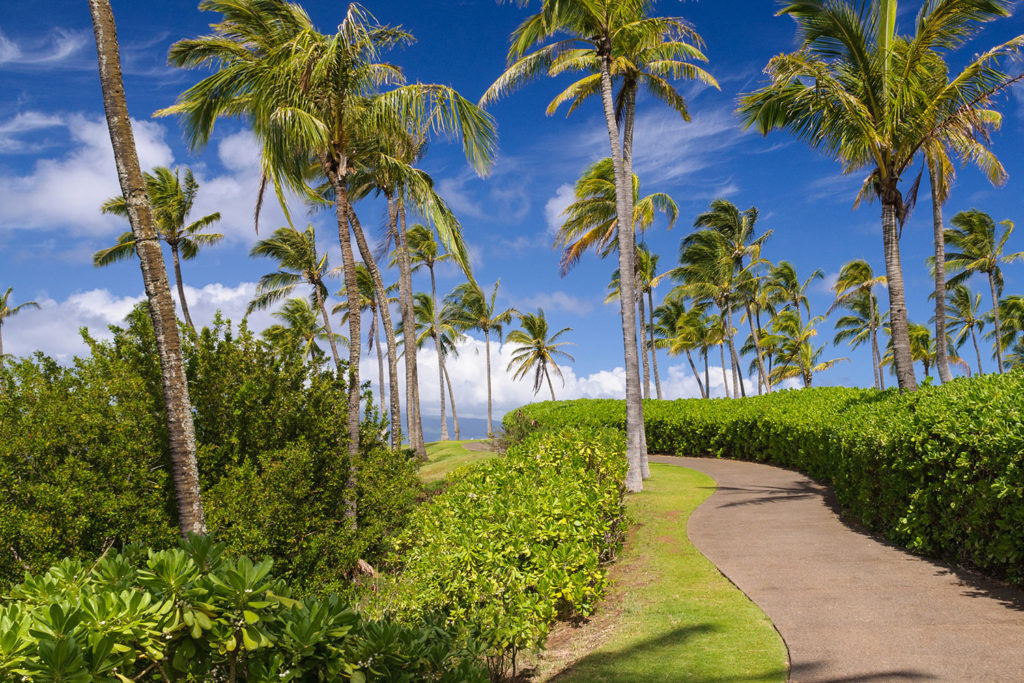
929, 162, 953, 383
89, 0, 206, 536
598, 46, 644, 492
882, 200, 919, 391
647, 290, 662, 400
170, 244, 195, 331
347, 204, 402, 448
395, 198, 426, 457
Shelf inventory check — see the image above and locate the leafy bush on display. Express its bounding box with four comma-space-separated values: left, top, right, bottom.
0, 307, 420, 592
373, 427, 627, 679
0, 536, 485, 682
504, 373, 1024, 582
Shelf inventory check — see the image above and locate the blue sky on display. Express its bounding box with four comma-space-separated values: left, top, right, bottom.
2, 1, 1024, 424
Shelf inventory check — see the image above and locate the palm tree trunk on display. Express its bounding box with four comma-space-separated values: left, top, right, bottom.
314, 284, 342, 371
685, 349, 706, 398
638, 291, 651, 400
703, 347, 710, 398
347, 204, 402, 448
869, 296, 881, 390
89, 0, 205, 536
373, 306, 386, 414
726, 305, 745, 398
324, 163, 361, 529
0, 325, 4, 359
988, 272, 1005, 374
169, 243, 195, 331
546, 369, 556, 401
971, 326, 984, 375
744, 300, 772, 394
881, 200, 919, 391
395, 196, 426, 458
435, 335, 449, 442
720, 341, 730, 399
647, 290, 662, 400
485, 330, 495, 438
443, 362, 460, 440
598, 43, 643, 492
929, 162, 953, 383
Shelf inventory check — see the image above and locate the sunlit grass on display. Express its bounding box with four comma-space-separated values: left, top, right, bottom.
419, 439, 497, 490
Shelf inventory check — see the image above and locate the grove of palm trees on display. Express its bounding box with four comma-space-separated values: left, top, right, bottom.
2, 0, 1024, 679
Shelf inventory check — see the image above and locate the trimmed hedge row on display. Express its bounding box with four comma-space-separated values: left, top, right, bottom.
503, 372, 1024, 583
373, 427, 627, 679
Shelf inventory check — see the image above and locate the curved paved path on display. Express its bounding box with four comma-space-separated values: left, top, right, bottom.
651, 455, 1024, 682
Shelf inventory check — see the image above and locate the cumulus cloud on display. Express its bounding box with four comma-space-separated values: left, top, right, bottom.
544, 183, 575, 234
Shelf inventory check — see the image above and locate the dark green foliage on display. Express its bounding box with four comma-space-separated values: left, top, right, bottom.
0, 535, 485, 681
505, 374, 1024, 582
375, 427, 627, 679
0, 306, 420, 592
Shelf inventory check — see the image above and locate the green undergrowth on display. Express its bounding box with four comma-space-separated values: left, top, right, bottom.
505, 372, 1024, 583
419, 440, 497, 490
550, 463, 787, 682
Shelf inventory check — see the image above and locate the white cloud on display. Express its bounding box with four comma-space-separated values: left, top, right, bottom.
435, 161, 531, 224
544, 183, 575, 234
0, 29, 88, 66
518, 291, 595, 316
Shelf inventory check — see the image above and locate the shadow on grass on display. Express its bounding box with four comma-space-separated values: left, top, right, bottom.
547, 623, 789, 682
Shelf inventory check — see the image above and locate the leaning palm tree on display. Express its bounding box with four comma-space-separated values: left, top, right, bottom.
248, 225, 342, 371
944, 283, 985, 376
739, 0, 1024, 391
506, 309, 575, 401
483, 1, 715, 491
771, 310, 847, 388
263, 297, 344, 364
945, 209, 1024, 373
446, 280, 516, 438
98, 166, 223, 330
410, 292, 464, 441
829, 259, 888, 390
0, 287, 40, 359
87, 0, 205, 536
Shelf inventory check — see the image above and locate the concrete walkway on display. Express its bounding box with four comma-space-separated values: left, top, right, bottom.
651, 455, 1024, 682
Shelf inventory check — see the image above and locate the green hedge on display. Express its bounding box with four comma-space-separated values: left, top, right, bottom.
373, 427, 627, 679
504, 373, 1024, 582
0, 535, 484, 682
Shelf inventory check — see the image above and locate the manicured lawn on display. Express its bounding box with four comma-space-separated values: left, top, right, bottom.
540, 463, 788, 682
419, 439, 498, 489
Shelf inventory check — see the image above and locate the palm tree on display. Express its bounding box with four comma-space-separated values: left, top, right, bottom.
654, 293, 706, 398
945, 209, 1024, 373
985, 295, 1024, 369
248, 225, 342, 371
604, 245, 666, 400
739, 0, 1024, 391
944, 283, 985, 375
446, 280, 516, 438
829, 259, 888, 390
88, 0, 205, 536
769, 261, 823, 327
263, 297, 344, 363
483, 1, 715, 491
97, 166, 223, 330
506, 309, 575, 401
770, 311, 847, 388
0, 288, 39, 359
833, 291, 889, 387
410, 292, 464, 441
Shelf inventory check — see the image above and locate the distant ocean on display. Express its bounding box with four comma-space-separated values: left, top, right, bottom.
417, 415, 492, 443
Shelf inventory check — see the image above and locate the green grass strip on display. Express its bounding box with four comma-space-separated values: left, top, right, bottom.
550, 463, 788, 682
419, 440, 497, 488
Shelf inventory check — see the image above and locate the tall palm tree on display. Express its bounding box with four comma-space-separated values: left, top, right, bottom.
97, 166, 223, 330
88, 0, 205, 536
833, 291, 889, 387
604, 245, 666, 400
248, 225, 342, 371
944, 283, 985, 376
410, 292, 464, 441
829, 259, 888, 390
506, 309, 575, 401
985, 295, 1024, 368
446, 280, 516, 438
483, 1, 715, 491
0, 288, 39, 359
945, 209, 1024, 373
263, 297, 344, 363
654, 293, 707, 398
770, 310, 847, 388
739, 0, 1024, 391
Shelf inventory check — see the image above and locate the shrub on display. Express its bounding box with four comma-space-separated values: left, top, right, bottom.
504, 373, 1024, 582
373, 427, 627, 679
0, 535, 485, 681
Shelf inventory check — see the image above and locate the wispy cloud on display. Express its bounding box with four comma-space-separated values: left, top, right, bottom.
517, 290, 595, 316
0, 28, 88, 67
436, 158, 532, 224
0, 111, 66, 152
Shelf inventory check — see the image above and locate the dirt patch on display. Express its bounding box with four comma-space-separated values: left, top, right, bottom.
463, 441, 497, 453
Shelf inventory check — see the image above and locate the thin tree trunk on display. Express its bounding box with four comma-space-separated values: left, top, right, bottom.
598, 44, 643, 492
647, 289, 662, 400
314, 284, 342, 371
929, 161, 953, 383
89, 0, 205, 536
869, 295, 881, 390
395, 196, 426, 458
347, 204, 401, 448
373, 306, 386, 414
169, 243, 195, 331
720, 341, 730, 399
546, 369, 556, 401
744, 300, 772, 394
726, 305, 745, 398
638, 291, 651, 400
971, 326, 984, 375
988, 272, 1004, 374
685, 349, 706, 398
325, 165, 360, 529
881, 200, 918, 391
485, 330, 494, 438
436, 335, 449, 441
443, 362, 460, 440
703, 347, 710, 399
0, 326, 4, 358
